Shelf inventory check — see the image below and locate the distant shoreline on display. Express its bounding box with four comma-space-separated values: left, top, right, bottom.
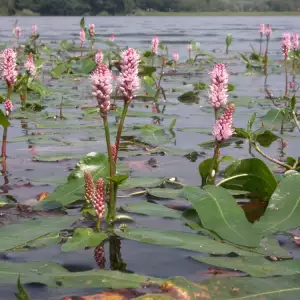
137, 11, 300, 17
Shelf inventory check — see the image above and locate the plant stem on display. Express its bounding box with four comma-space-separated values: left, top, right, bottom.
115, 101, 129, 153
259, 36, 262, 56
264, 38, 269, 73
292, 111, 300, 132
102, 114, 116, 222
284, 58, 288, 97
96, 219, 101, 232
253, 142, 292, 170
1, 126, 8, 158
154, 63, 164, 102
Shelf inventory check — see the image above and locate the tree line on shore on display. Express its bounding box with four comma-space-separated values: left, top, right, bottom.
1, 0, 299, 16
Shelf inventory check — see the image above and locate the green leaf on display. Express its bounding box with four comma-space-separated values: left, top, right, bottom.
0, 261, 162, 288
116, 227, 260, 256
32, 153, 83, 162
15, 276, 30, 300
254, 173, 300, 234
178, 91, 200, 104
34, 152, 109, 210
0, 109, 10, 128
248, 112, 257, 131
80, 57, 96, 74
169, 118, 177, 131
110, 174, 129, 185
0, 216, 78, 252
291, 95, 296, 111
192, 256, 300, 277
164, 275, 300, 299
50, 63, 67, 79
220, 158, 277, 200
262, 108, 286, 130
80, 17, 85, 29
61, 228, 108, 252
120, 177, 166, 190
255, 130, 278, 147
183, 185, 260, 247
198, 158, 214, 186
234, 127, 250, 139
147, 188, 183, 200
138, 124, 172, 146
121, 202, 181, 219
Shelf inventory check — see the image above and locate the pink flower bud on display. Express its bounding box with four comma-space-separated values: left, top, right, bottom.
118, 48, 140, 103
93, 178, 105, 220
152, 36, 160, 55
89, 24, 95, 37
94, 245, 105, 268
32, 24, 37, 36
265, 24, 272, 38
4, 99, 13, 115
172, 51, 179, 62
84, 170, 95, 203
91, 64, 112, 113
209, 63, 229, 109
24, 53, 36, 76
0, 48, 17, 87
292, 33, 299, 50
290, 81, 295, 89
260, 24, 265, 35
110, 144, 117, 163
109, 33, 115, 42
14, 26, 21, 39
281, 33, 291, 59
213, 104, 235, 142
95, 50, 104, 65
80, 28, 85, 43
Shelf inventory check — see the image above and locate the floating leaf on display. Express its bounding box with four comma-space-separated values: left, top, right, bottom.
147, 188, 183, 200
138, 124, 172, 146
183, 185, 260, 247
0, 261, 161, 288
61, 228, 108, 252
262, 108, 286, 130
0, 216, 78, 252
255, 129, 278, 147
220, 158, 277, 200
198, 158, 214, 186
254, 173, 300, 234
119, 177, 166, 190
0, 109, 10, 128
192, 256, 300, 277
178, 91, 200, 104
121, 202, 181, 219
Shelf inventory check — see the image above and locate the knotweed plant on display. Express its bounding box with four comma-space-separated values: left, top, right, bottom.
281, 33, 291, 97
86, 48, 140, 225
89, 24, 95, 50
264, 24, 272, 73
172, 51, 179, 71
259, 24, 265, 56
80, 28, 85, 56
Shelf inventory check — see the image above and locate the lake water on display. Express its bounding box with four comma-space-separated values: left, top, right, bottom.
0, 16, 299, 299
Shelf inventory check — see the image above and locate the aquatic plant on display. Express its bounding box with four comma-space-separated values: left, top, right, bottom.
281, 33, 291, 96
259, 24, 265, 56
151, 36, 159, 55
225, 33, 232, 54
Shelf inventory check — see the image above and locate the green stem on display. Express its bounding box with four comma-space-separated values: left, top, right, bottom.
115, 101, 129, 153
207, 142, 220, 185
253, 142, 292, 170
96, 219, 101, 232
1, 126, 8, 158
292, 111, 300, 132
284, 59, 288, 97
102, 114, 116, 223
154, 64, 164, 102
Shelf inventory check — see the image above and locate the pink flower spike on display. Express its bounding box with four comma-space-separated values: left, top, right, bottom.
89, 24, 95, 38
80, 28, 85, 43
281, 33, 291, 59
260, 24, 265, 35
213, 104, 235, 142
4, 99, 13, 115
109, 34, 115, 42
209, 63, 229, 109
172, 51, 179, 62
95, 50, 104, 65
93, 178, 105, 220
0, 48, 17, 87
91, 64, 112, 113
118, 48, 140, 103
265, 24, 272, 38
152, 36, 160, 55
14, 26, 21, 39
24, 53, 36, 76
32, 24, 37, 36
292, 33, 299, 50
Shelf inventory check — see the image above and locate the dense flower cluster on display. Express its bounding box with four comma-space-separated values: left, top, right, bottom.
265, 24, 272, 38
152, 36, 159, 55
0, 48, 17, 87
110, 144, 117, 163
32, 24, 37, 36
84, 170, 95, 203
24, 53, 36, 76
260, 24, 265, 35
4, 99, 13, 115
292, 33, 299, 50
89, 24, 95, 37
95, 50, 104, 65
14, 26, 21, 39
118, 48, 140, 103
94, 246, 105, 268
91, 64, 112, 113
209, 64, 228, 109
80, 28, 85, 44
281, 33, 291, 59
93, 178, 105, 220
212, 104, 235, 141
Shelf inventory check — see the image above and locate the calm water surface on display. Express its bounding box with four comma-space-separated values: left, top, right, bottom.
0, 16, 299, 299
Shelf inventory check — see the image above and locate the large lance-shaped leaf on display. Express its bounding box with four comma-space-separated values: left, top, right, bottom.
0, 261, 162, 288
115, 227, 262, 256
0, 216, 78, 252
34, 152, 109, 210
121, 202, 181, 219
61, 228, 108, 252
220, 158, 277, 200
192, 256, 300, 277
254, 173, 300, 234
183, 185, 260, 247
162, 275, 300, 300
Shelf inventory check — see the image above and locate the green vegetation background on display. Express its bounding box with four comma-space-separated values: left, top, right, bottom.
1, 0, 300, 16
